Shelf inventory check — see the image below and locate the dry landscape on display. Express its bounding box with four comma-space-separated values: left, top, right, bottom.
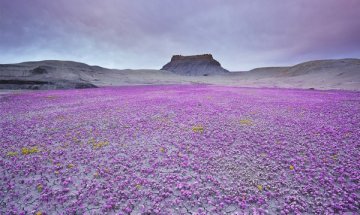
1, 1, 360, 214
1, 55, 360, 214
1, 85, 359, 214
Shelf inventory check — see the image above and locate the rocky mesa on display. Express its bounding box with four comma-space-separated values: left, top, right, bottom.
161, 54, 229, 76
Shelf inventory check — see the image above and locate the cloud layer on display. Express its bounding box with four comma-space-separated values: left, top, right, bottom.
1, 0, 359, 70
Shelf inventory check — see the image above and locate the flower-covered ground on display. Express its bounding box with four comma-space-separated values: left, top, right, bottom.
0, 85, 359, 214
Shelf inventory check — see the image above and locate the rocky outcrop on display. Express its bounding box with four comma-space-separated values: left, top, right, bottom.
161, 54, 229, 76
0, 60, 99, 90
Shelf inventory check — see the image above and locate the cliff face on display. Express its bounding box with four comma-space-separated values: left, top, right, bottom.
161, 54, 229, 76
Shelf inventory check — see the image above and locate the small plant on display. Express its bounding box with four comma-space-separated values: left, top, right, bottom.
93, 141, 109, 149
192, 126, 204, 133
94, 172, 100, 178
37, 184, 43, 192
6, 151, 18, 157
21, 146, 39, 155
88, 138, 95, 144
45, 95, 57, 99
240, 119, 253, 126
260, 153, 267, 157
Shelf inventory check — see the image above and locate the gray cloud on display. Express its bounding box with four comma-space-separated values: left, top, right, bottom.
1, 0, 359, 70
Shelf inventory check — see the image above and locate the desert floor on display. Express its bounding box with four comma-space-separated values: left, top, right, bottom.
0, 85, 359, 214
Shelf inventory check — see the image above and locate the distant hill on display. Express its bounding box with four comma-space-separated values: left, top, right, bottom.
0, 58, 359, 90
161, 54, 229, 76
0, 60, 101, 89
244, 59, 360, 77
228, 58, 360, 90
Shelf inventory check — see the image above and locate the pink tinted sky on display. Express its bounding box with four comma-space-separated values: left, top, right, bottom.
0, 0, 359, 70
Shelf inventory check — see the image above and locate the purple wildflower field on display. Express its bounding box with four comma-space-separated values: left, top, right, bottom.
0, 85, 359, 214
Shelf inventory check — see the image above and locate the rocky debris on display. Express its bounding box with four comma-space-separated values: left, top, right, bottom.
161, 54, 229, 76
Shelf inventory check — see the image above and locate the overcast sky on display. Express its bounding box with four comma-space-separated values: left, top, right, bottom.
1, 0, 359, 71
